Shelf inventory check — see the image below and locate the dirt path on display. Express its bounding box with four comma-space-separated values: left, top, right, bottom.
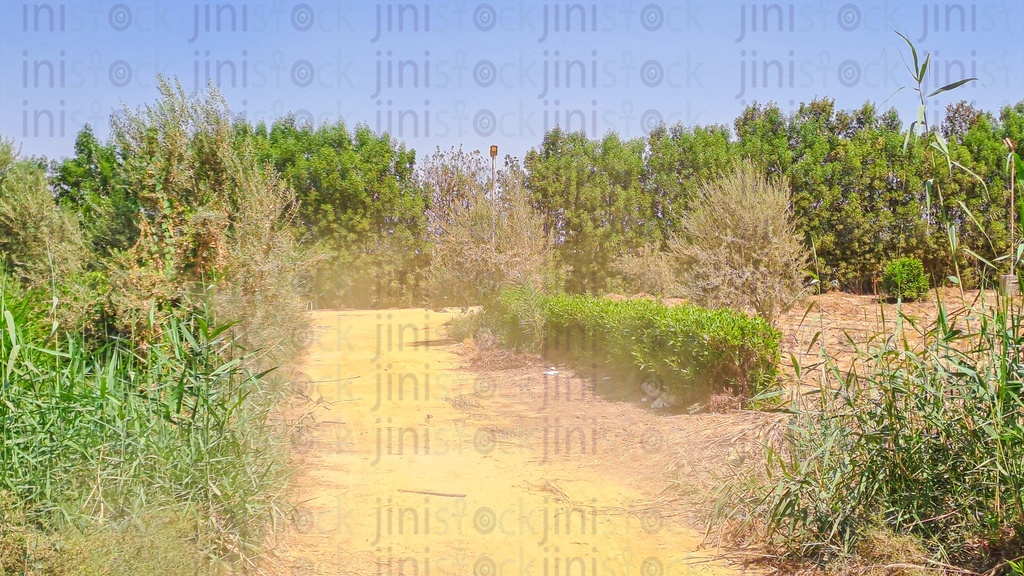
269, 309, 756, 575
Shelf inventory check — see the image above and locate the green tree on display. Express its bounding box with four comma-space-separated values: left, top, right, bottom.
643, 123, 735, 241
50, 125, 139, 257
524, 128, 649, 293
734, 101, 792, 176
785, 99, 931, 290
250, 118, 428, 307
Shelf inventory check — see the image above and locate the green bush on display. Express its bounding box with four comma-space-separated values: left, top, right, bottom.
491, 289, 780, 401
882, 256, 930, 300
0, 81, 309, 573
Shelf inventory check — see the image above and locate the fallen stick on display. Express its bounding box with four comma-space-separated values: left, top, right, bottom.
398, 489, 467, 498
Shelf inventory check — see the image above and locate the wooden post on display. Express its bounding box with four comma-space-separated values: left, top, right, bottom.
1000, 274, 1019, 297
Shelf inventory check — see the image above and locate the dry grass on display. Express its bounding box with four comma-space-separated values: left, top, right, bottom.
451, 333, 536, 371
0, 508, 213, 576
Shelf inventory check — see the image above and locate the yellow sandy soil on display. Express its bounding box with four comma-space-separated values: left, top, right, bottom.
268, 309, 753, 575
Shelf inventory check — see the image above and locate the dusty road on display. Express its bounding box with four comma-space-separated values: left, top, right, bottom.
269, 309, 753, 575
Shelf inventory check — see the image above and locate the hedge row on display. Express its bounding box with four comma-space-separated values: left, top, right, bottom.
492, 287, 781, 401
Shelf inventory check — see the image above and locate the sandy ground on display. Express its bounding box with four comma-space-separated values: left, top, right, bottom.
265, 308, 762, 575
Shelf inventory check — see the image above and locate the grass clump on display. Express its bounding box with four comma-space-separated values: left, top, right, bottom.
0, 503, 211, 576
710, 39, 1011, 573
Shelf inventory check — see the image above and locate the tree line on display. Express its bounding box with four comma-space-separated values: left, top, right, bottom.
46, 95, 1024, 308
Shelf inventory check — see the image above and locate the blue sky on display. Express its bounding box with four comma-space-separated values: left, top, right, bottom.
3, 0, 1022, 161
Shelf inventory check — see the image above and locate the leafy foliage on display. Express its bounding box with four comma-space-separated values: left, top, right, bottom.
50, 125, 137, 257
4, 79, 310, 571
524, 129, 651, 294
54, 79, 311, 359
882, 256, 930, 300
712, 36, 1023, 574
643, 123, 736, 236
248, 117, 427, 308
516, 98, 1020, 296
50, 94, 1024, 305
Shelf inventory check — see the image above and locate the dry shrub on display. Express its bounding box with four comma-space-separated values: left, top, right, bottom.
705, 389, 744, 413
423, 151, 557, 307
611, 243, 676, 296
842, 527, 932, 576
209, 165, 314, 364
668, 160, 808, 324
0, 141, 87, 288
422, 146, 491, 238
106, 77, 313, 356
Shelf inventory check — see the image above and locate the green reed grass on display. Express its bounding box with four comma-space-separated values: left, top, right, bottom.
0, 286, 289, 571
715, 242, 1024, 573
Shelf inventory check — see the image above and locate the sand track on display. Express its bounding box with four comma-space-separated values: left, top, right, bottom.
268, 308, 755, 575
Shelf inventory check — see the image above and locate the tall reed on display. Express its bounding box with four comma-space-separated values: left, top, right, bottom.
0, 286, 289, 569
